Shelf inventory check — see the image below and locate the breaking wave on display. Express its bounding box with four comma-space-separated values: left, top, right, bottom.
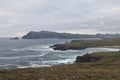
11, 45, 53, 52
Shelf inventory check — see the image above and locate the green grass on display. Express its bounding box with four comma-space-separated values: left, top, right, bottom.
0, 51, 120, 80
65, 38, 120, 50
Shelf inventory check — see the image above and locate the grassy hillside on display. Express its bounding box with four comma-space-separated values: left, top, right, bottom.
0, 51, 120, 80
52, 38, 120, 50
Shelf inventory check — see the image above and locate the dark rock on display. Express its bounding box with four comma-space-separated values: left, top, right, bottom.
75, 54, 101, 62
70, 40, 81, 43
50, 44, 69, 50
50, 43, 88, 50
10, 37, 19, 40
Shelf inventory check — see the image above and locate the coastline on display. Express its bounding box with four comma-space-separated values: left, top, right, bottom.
0, 51, 120, 80
98, 46, 120, 49
0, 38, 120, 80
51, 38, 120, 50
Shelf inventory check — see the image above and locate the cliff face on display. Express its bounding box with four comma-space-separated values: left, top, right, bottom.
22, 31, 96, 39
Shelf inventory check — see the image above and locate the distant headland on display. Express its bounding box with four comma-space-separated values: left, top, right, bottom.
22, 31, 120, 39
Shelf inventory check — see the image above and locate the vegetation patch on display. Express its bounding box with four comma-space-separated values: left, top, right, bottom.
51, 38, 120, 50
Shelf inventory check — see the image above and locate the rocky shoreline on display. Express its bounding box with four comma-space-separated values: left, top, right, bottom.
0, 51, 120, 80
50, 39, 120, 51
0, 38, 120, 80
50, 38, 120, 63
75, 53, 102, 62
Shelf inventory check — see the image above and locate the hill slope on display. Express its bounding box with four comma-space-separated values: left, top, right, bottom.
22, 31, 120, 39
22, 31, 96, 39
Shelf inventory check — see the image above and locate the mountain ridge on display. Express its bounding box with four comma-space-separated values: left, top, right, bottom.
22, 31, 120, 39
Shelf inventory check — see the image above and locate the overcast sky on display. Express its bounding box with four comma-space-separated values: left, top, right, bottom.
0, 0, 120, 37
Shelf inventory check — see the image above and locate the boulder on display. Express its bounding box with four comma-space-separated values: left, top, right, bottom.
50, 44, 69, 50
75, 54, 101, 62
10, 37, 19, 40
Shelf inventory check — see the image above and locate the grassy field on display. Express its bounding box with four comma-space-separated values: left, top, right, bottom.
0, 51, 120, 80
52, 38, 120, 50
68, 38, 120, 49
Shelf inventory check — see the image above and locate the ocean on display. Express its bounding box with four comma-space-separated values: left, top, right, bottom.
0, 38, 119, 70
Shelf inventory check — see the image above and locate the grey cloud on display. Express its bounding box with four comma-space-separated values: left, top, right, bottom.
0, 0, 120, 36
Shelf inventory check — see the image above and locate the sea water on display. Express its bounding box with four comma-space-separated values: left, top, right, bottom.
0, 38, 119, 70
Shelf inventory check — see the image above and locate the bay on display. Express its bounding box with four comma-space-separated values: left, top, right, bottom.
0, 38, 119, 70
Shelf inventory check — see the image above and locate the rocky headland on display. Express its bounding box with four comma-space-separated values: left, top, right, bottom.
22, 31, 96, 39
51, 38, 120, 50
75, 53, 102, 62
22, 31, 120, 39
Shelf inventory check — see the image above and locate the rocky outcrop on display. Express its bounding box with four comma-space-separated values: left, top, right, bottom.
75, 54, 101, 62
22, 31, 98, 39
22, 30, 120, 39
10, 37, 19, 40
50, 44, 70, 50
50, 43, 87, 50
50, 41, 94, 50
22, 31, 79, 39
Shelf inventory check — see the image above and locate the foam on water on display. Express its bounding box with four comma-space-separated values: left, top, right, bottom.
16, 59, 74, 69
17, 64, 51, 69
42, 58, 75, 65
0, 64, 15, 67
11, 45, 54, 52
85, 48, 120, 53
0, 54, 46, 60
0, 39, 120, 70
